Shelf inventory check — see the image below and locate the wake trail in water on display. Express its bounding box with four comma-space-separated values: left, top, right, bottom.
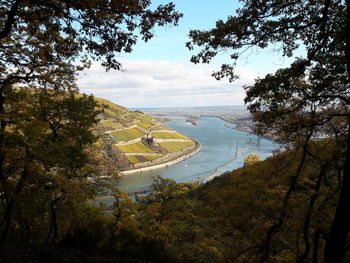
177, 141, 239, 182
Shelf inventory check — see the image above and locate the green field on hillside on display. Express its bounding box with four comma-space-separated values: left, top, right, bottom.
137, 122, 154, 130
159, 141, 195, 152
126, 155, 140, 164
96, 97, 129, 120
152, 131, 188, 139
110, 127, 145, 142
126, 154, 159, 164
94, 97, 196, 166
117, 142, 154, 153
139, 115, 156, 125
100, 120, 124, 129
150, 124, 173, 131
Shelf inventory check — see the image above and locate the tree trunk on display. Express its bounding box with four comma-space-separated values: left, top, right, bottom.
0, 168, 29, 244
324, 1, 350, 262
0, 1, 19, 41
259, 143, 310, 263
312, 228, 320, 263
297, 166, 325, 263
324, 118, 350, 263
0, 198, 13, 245
46, 197, 60, 244
0, 87, 6, 185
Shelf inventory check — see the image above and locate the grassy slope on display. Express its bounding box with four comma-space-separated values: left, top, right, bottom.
150, 124, 173, 131
159, 141, 195, 152
117, 142, 153, 153
110, 128, 145, 141
152, 131, 188, 139
93, 97, 197, 167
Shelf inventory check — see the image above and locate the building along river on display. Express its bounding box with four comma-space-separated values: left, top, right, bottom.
117, 116, 279, 193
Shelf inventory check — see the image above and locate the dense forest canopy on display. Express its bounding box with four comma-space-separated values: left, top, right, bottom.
188, 0, 350, 262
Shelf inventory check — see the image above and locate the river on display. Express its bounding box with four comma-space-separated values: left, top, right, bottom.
117, 116, 279, 193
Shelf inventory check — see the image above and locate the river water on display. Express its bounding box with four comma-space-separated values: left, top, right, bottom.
118, 116, 279, 193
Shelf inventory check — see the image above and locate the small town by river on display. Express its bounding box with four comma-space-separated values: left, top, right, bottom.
117, 116, 280, 193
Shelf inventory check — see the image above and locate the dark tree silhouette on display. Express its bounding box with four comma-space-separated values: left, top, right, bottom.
188, 1, 350, 262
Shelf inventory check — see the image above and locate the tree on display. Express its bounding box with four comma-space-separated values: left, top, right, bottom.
244, 153, 261, 166
137, 177, 196, 261
188, 1, 350, 262
0, 0, 182, 87
0, 88, 101, 244
0, 0, 182, 245
0, 0, 182, 181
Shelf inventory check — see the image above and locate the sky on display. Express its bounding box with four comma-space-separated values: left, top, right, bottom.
77, 0, 299, 108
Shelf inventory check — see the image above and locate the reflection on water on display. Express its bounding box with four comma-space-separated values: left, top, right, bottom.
118, 117, 279, 193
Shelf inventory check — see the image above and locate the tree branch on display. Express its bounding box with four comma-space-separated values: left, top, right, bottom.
296, 166, 326, 263
0, 1, 20, 42
259, 131, 313, 263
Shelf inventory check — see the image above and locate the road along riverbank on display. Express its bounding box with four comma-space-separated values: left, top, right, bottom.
94, 143, 239, 200
119, 142, 202, 176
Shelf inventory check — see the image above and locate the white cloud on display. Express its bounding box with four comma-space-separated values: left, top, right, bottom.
77, 60, 257, 108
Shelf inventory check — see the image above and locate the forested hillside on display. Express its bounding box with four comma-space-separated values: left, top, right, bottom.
0, 138, 345, 263
74, 138, 348, 263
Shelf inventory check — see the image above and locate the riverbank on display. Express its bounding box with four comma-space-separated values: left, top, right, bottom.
115, 116, 279, 194
194, 144, 241, 184
119, 142, 202, 175
94, 142, 239, 200
220, 117, 277, 141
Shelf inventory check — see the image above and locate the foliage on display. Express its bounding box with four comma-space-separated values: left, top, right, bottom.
137, 176, 201, 262
133, 142, 343, 263
61, 143, 343, 263
0, 88, 106, 244
0, 0, 182, 90
2, 140, 342, 262
3, 1, 349, 263
0, 0, 182, 247
187, 0, 350, 262
244, 153, 261, 166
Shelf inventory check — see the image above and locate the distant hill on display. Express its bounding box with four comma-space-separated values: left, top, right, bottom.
93, 98, 198, 172
138, 105, 255, 134
137, 105, 250, 118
